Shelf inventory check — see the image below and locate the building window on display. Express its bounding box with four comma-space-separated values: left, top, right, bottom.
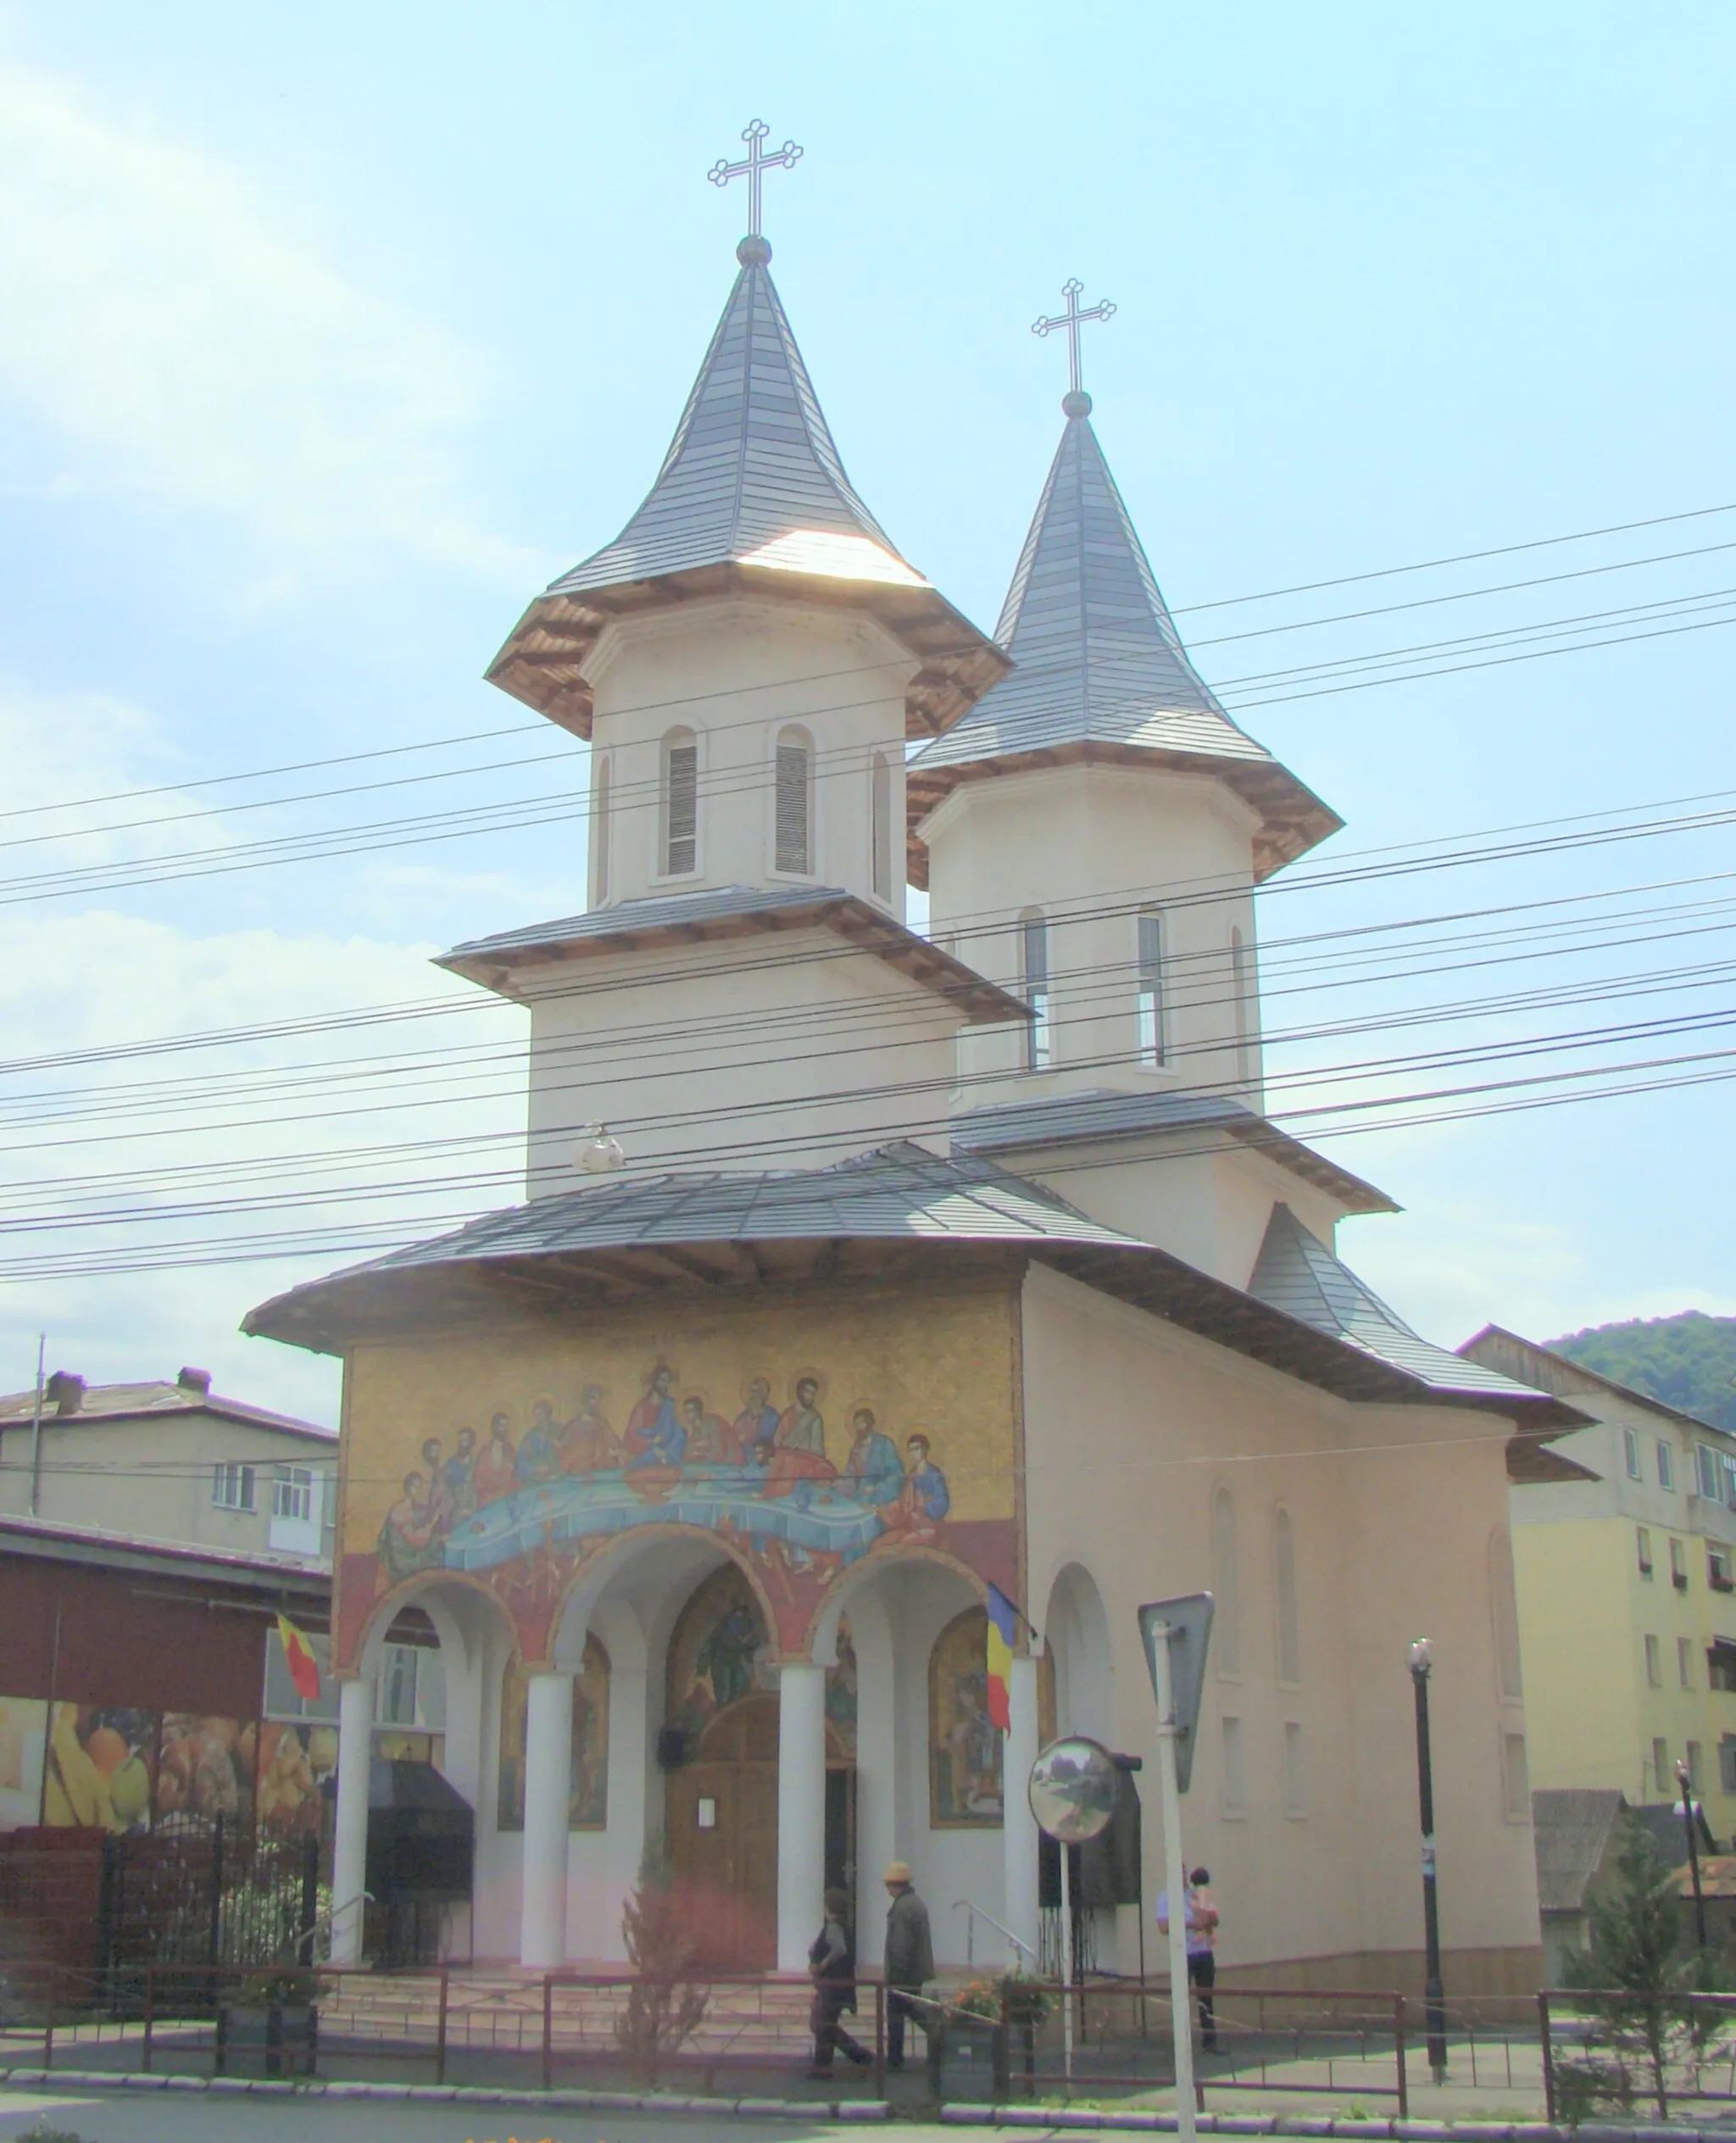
1230, 927, 1252, 1083
213, 1462, 256, 1511
1645, 1634, 1663, 1686
1221, 1717, 1245, 1816
1021, 910, 1051, 1070
1687, 1740, 1704, 1791
1672, 1537, 1689, 1591
1653, 1738, 1671, 1792
1721, 1736, 1736, 1794
1637, 1526, 1654, 1577
591, 751, 611, 905
1698, 1444, 1724, 1502
1283, 1722, 1307, 1816
1624, 1427, 1642, 1480
1681, 1637, 1695, 1689
1275, 1507, 1301, 1686
1708, 1639, 1736, 1692
1711, 1546, 1735, 1594
871, 749, 893, 903
1501, 1732, 1530, 1821
1488, 1528, 1523, 1701
272, 1468, 314, 1524
774, 726, 813, 875
1137, 910, 1166, 1066
662, 728, 698, 875
1658, 1439, 1676, 1491
1212, 1489, 1241, 1677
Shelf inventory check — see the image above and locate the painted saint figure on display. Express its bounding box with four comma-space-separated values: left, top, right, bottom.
517, 1400, 564, 1486
845, 1408, 904, 1511
733, 1378, 781, 1456
760, 1374, 838, 1500
378, 1470, 441, 1584
682, 1394, 743, 1464
443, 1428, 477, 1519
420, 1436, 454, 1537
624, 1365, 686, 1468
696, 1601, 760, 1710
560, 1385, 619, 1472
777, 1377, 827, 1456
884, 1433, 949, 1544
472, 1415, 520, 1506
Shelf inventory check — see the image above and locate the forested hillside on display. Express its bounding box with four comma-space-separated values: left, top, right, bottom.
1549, 1311, 1736, 1431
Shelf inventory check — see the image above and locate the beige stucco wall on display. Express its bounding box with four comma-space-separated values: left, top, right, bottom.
0, 1412, 336, 1562
1020, 1261, 1543, 1990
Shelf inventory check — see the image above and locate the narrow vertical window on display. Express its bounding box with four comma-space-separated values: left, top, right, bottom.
1212, 1489, 1241, 1676
663, 729, 698, 876
1231, 926, 1251, 1083
871, 749, 893, 903
1275, 1506, 1300, 1685
1652, 1736, 1670, 1791
1501, 1732, 1531, 1819
1021, 910, 1051, 1069
1220, 1717, 1245, 1815
591, 752, 611, 905
1137, 910, 1166, 1066
1623, 1427, 1641, 1479
1657, 1439, 1675, 1491
1283, 1722, 1307, 1815
775, 727, 813, 874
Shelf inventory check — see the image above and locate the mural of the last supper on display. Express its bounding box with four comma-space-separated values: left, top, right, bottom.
336, 1288, 1021, 1668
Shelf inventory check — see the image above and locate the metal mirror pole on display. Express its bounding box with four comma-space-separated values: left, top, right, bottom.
1059, 1835, 1074, 2079
1152, 1621, 1198, 2143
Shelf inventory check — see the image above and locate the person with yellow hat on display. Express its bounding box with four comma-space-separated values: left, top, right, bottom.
882, 1859, 934, 2070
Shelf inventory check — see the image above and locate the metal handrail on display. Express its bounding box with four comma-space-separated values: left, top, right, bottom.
952, 1897, 1038, 1968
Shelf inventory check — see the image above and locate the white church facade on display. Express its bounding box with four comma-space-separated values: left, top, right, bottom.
247, 208, 1587, 1992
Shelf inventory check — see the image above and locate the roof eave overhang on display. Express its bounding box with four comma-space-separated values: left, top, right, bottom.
245, 1225, 1582, 1437
904, 738, 1344, 890
486, 565, 1012, 743
434, 893, 1028, 1026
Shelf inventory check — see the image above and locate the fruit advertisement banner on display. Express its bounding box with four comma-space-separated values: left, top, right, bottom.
24, 1705, 342, 1835
44, 1705, 158, 1834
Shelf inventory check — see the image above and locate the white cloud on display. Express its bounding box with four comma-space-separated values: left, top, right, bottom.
0, 49, 534, 587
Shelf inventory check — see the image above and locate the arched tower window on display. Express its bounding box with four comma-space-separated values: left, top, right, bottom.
591, 752, 611, 906
1275, 1506, 1300, 1686
775, 726, 814, 875
1138, 909, 1166, 1066
1488, 1528, 1524, 1700
1231, 926, 1252, 1083
871, 749, 893, 904
1021, 909, 1051, 1070
1212, 1487, 1241, 1676
662, 728, 698, 877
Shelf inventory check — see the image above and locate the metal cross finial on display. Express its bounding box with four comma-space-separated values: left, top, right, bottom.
708, 119, 804, 240
1032, 278, 1117, 401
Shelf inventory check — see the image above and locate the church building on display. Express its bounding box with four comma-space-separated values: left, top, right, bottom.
246, 176, 1587, 1991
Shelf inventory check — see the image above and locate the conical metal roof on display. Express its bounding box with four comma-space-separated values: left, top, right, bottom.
486, 241, 1007, 741
906, 404, 1341, 884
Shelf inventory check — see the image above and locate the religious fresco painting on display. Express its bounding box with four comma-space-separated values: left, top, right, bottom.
826, 1617, 858, 1762
667, 1565, 776, 1744
498, 1637, 610, 1831
337, 1292, 1021, 1671
929, 1609, 1003, 1827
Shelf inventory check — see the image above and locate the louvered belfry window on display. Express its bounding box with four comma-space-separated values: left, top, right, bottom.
1137, 909, 1165, 1065
775, 730, 812, 874
592, 753, 611, 905
871, 750, 893, 903
1021, 909, 1051, 1069
664, 730, 698, 875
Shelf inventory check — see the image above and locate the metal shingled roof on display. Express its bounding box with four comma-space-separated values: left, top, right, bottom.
548, 255, 919, 598
1248, 1202, 1542, 1402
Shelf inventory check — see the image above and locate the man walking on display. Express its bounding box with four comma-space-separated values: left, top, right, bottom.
1156, 1864, 1220, 2051
882, 1859, 934, 2070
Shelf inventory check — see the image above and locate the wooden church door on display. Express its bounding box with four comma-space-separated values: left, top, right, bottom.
667, 1693, 780, 1968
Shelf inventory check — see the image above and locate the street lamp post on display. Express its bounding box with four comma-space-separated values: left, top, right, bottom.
1409, 1638, 1447, 2082
1677, 1758, 1708, 1957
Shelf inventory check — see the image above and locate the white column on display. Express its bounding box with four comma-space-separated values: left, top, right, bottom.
331, 1672, 374, 1965
776, 1661, 827, 1973
851, 1602, 897, 1969
520, 1669, 573, 1968
1003, 1653, 1042, 1970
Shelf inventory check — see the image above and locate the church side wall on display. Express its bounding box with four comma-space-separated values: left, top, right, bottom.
1019, 1262, 1543, 1994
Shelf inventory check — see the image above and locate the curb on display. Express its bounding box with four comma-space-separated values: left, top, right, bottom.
2, 2070, 1728, 2138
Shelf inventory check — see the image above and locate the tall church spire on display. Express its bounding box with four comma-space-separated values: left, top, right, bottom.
486, 172, 1006, 740
906, 331, 1341, 885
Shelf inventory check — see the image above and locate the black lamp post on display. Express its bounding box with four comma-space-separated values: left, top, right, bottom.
1409, 1637, 1447, 2081
1677, 1758, 1708, 1958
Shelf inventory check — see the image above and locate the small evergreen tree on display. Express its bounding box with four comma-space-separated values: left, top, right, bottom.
1557, 1813, 1723, 2117
615, 1836, 708, 2082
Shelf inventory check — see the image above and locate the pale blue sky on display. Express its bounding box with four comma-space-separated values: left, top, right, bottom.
2, 2, 1733, 1421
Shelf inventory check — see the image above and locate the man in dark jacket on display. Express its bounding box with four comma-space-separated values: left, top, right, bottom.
808, 1887, 871, 2076
882, 1859, 934, 2070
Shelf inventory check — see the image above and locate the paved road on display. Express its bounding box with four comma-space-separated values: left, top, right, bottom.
0, 2087, 984, 2143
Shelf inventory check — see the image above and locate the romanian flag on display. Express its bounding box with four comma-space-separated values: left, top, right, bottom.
277, 1615, 322, 1703
985, 1584, 1018, 1733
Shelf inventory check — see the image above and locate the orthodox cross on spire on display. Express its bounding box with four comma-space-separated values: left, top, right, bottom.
709, 119, 804, 243
1032, 277, 1116, 414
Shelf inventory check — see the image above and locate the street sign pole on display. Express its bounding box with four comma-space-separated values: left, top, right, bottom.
1149, 1619, 1197, 2143
1027, 1737, 1121, 2103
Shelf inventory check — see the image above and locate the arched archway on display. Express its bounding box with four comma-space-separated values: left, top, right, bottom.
1044, 1561, 1113, 1744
